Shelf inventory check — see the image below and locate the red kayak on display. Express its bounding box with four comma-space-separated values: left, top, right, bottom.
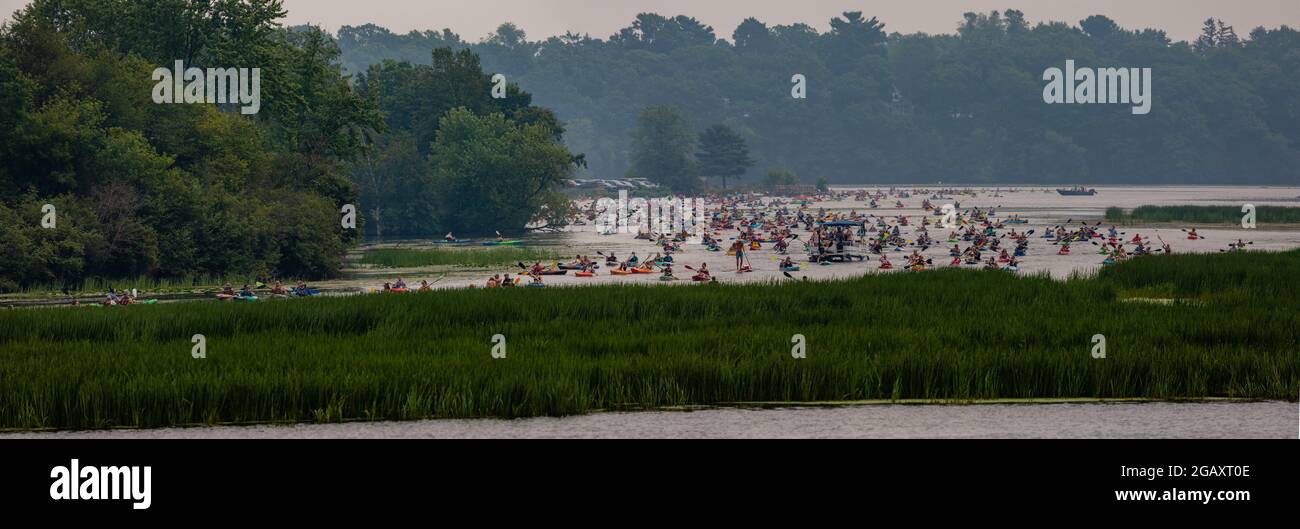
575, 272, 595, 277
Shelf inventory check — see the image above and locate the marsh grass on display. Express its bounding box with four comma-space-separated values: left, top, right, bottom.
359, 248, 567, 268
3, 274, 238, 297
1105, 205, 1300, 225
0, 251, 1296, 430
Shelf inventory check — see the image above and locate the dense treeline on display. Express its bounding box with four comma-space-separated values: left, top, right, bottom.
350, 48, 578, 238
0, 0, 579, 290
337, 11, 1300, 186
0, 0, 380, 291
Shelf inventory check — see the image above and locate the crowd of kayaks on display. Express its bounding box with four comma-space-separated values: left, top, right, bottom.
214, 281, 322, 302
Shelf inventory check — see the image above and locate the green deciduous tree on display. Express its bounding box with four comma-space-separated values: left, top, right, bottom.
763, 169, 798, 189
628, 106, 699, 193
428, 108, 576, 234
696, 123, 754, 189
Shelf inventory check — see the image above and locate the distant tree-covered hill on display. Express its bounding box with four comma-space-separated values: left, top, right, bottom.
336, 11, 1300, 185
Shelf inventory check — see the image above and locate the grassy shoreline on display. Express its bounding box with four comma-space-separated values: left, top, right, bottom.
1, 251, 1296, 431
1105, 205, 1300, 226
358, 247, 567, 268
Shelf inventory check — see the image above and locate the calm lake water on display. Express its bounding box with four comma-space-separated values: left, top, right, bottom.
6, 401, 1295, 439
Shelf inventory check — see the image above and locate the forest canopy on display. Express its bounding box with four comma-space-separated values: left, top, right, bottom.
337, 11, 1300, 186
0, 0, 578, 290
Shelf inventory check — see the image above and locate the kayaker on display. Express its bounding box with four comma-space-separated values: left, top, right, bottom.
220, 283, 235, 296
445, 232, 457, 242
487, 275, 501, 288
239, 284, 254, 297
501, 274, 515, 287
271, 281, 289, 295
418, 280, 432, 292
629, 252, 640, 266
394, 277, 407, 289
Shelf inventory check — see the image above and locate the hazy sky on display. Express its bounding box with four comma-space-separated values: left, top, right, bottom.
3, 0, 1298, 42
